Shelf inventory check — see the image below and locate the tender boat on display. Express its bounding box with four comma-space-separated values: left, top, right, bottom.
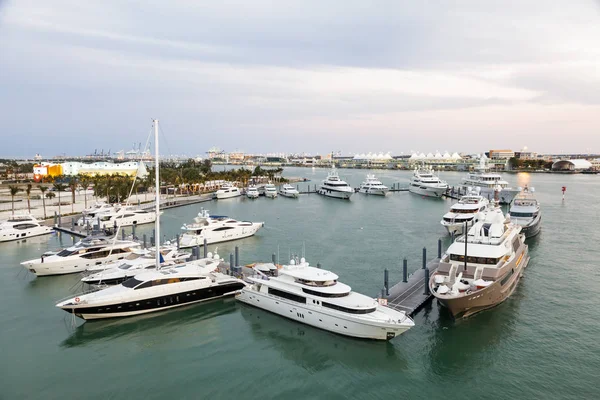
279, 184, 299, 198
21, 235, 141, 276
246, 186, 260, 199
179, 208, 263, 249
408, 166, 448, 198
236, 258, 414, 340
440, 191, 489, 235
264, 183, 278, 198
0, 214, 53, 242
358, 174, 389, 196
429, 206, 530, 318
317, 167, 353, 200
460, 155, 520, 204
510, 187, 541, 238
216, 183, 241, 199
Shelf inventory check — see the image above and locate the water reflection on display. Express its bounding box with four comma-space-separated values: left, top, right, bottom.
61, 298, 237, 348
239, 304, 407, 373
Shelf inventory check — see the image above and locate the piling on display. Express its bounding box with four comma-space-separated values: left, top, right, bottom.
191, 247, 197, 260
381, 288, 385, 299
195, 245, 201, 260
402, 258, 408, 283
384, 268, 389, 296
438, 239, 442, 258
229, 254, 234, 275
235, 246, 239, 267
58, 213, 62, 227
422, 247, 427, 269
143, 234, 147, 249
53, 212, 57, 225
121, 228, 125, 240
424, 268, 430, 295
71, 218, 75, 230
176, 234, 180, 250
97, 216, 101, 230
272, 253, 276, 264
132, 222, 136, 239
113, 220, 117, 232
203, 238, 208, 258
317, 263, 321, 269
86, 221, 91, 235
150, 235, 155, 247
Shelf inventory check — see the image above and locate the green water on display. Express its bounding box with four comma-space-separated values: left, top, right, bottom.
1, 168, 598, 399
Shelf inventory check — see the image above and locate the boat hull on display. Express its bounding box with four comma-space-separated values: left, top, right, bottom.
460, 186, 520, 204
279, 191, 299, 198
22, 252, 136, 276
216, 192, 241, 199
179, 222, 263, 249
0, 226, 53, 242
517, 215, 542, 238
358, 188, 389, 196
441, 219, 474, 236
409, 185, 446, 198
317, 188, 353, 200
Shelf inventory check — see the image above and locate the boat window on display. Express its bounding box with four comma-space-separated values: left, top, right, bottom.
500, 268, 514, 286
213, 227, 235, 231
268, 288, 306, 303
122, 277, 144, 288
57, 249, 75, 257
322, 302, 376, 314
13, 223, 39, 230
295, 278, 336, 287
450, 254, 499, 265
511, 212, 534, 218
302, 288, 349, 298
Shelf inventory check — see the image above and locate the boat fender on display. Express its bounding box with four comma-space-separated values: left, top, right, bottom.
75, 297, 80, 303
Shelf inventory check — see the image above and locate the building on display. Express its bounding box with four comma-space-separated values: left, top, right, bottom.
33, 161, 148, 181
488, 150, 515, 160
551, 159, 592, 172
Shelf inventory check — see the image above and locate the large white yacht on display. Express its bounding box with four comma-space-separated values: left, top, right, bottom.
358, 174, 389, 196
179, 208, 263, 249
440, 191, 489, 235
317, 167, 354, 200
237, 258, 414, 340
216, 183, 241, 199
430, 206, 529, 318
264, 183, 278, 198
279, 184, 299, 198
409, 166, 448, 198
0, 214, 53, 242
21, 235, 141, 276
509, 187, 541, 238
246, 186, 260, 199
460, 155, 520, 204
80, 206, 157, 229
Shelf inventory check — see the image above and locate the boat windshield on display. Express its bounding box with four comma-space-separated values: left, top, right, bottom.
295, 278, 336, 287
122, 277, 144, 288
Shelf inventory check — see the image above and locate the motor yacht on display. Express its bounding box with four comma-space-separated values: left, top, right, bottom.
358, 174, 389, 196
21, 235, 141, 276
236, 258, 414, 340
0, 214, 53, 243
264, 183, 278, 198
460, 155, 520, 204
429, 206, 530, 318
246, 186, 260, 199
408, 166, 448, 198
440, 191, 489, 235
216, 183, 241, 199
179, 208, 264, 249
509, 187, 541, 238
80, 206, 157, 229
279, 184, 299, 198
317, 167, 353, 200
81, 245, 191, 285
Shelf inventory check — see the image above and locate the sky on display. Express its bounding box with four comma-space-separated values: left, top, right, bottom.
1, 0, 599, 158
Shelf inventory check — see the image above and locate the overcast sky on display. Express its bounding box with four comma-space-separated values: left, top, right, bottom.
1, 0, 599, 158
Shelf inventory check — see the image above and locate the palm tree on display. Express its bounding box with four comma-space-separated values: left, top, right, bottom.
69, 179, 77, 213
78, 175, 92, 210
25, 183, 32, 213
45, 191, 56, 213
8, 185, 22, 215
53, 182, 67, 215
38, 185, 49, 219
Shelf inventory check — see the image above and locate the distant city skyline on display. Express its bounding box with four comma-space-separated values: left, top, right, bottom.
1, 1, 599, 157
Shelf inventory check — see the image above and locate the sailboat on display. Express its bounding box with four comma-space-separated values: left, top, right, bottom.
56, 119, 246, 320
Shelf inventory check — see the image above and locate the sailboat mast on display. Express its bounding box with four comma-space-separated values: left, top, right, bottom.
154, 119, 160, 269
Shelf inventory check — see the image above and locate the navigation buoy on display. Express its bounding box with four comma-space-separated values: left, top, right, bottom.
562, 186, 566, 200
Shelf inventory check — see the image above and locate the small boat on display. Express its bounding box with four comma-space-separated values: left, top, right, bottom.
279, 184, 299, 198
358, 174, 389, 196
246, 186, 259, 199
509, 187, 541, 238
408, 166, 448, 198
216, 183, 241, 199
317, 167, 353, 200
0, 214, 53, 243
264, 183, 278, 198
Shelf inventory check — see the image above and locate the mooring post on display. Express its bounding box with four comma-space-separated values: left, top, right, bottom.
86, 221, 90, 235
143, 234, 147, 249
438, 239, 442, 259
381, 288, 385, 299
235, 246, 239, 267
71, 217, 75, 230
422, 247, 427, 269
317, 262, 321, 269
203, 238, 208, 258
191, 247, 196, 260
121, 228, 125, 240
384, 268, 389, 296
132, 222, 136, 239
97, 216, 101, 230
229, 253, 234, 275
53, 211, 57, 226
424, 268, 430, 295
402, 258, 408, 283
272, 253, 276, 264
176, 234, 180, 250
113, 220, 117, 232
150, 235, 155, 247
58, 213, 62, 227
195, 245, 201, 259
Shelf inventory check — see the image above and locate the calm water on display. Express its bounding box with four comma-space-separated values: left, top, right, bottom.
1, 168, 598, 399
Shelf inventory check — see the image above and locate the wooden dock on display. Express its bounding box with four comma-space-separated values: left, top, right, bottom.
384, 258, 440, 316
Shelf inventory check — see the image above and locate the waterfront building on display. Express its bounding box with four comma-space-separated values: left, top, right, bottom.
32, 161, 148, 181
551, 159, 593, 172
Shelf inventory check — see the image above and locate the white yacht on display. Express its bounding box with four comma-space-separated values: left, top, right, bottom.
21, 235, 141, 276
179, 208, 263, 249
358, 174, 389, 196
264, 183, 278, 198
279, 184, 299, 198
82, 202, 113, 215
216, 183, 241, 199
246, 186, 260, 199
440, 191, 489, 235
408, 166, 448, 198
81, 245, 191, 285
430, 206, 529, 318
0, 214, 53, 243
509, 187, 541, 238
461, 155, 520, 204
317, 167, 354, 200
80, 206, 157, 229
237, 258, 415, 340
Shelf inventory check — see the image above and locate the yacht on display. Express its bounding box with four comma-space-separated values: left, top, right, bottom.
216, 183, 241, 199
317, 167, 354, 200
82, 202, 114, 215
236, 258, 415, 340
279, 184, 299, 198
81, 245, 191, 285
440, 191, 489, 235
21, 235, 141, 276
0, 214, 53, 242
81, 206, 157, 229
358, 174, 389, 196
264, 183, 278, 198
246, 186, 260, 199
179, 208, 264, 249
409, 166, 448, 198
429, 206, 530, 318
460, 155, 520, 204
509, 187, 541, 238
